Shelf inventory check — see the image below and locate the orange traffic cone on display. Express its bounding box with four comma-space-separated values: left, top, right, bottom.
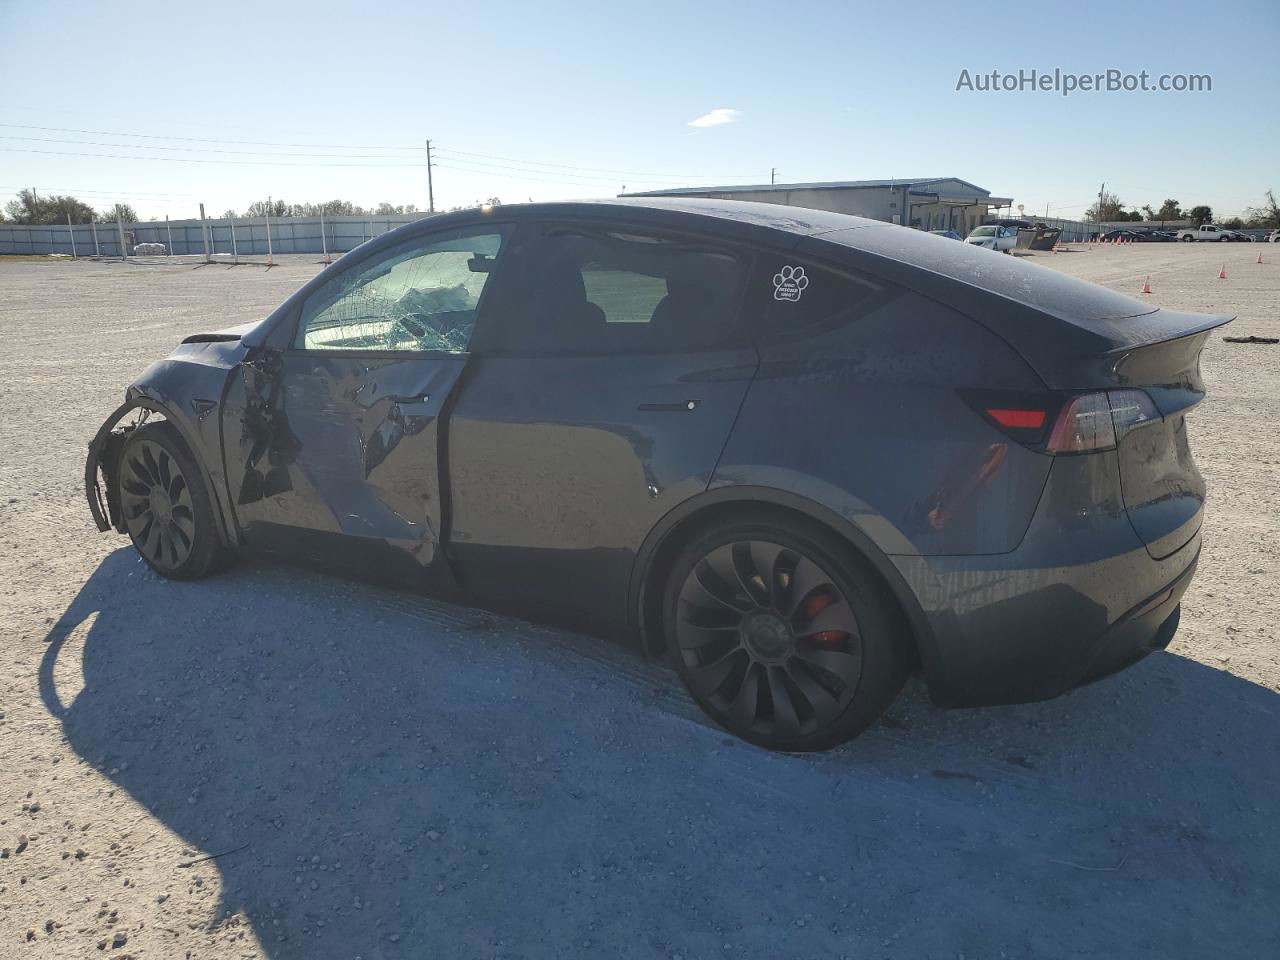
1257, 250, 1264, 264
1218, 263, 1226, 280
1141, 275, 1152, 294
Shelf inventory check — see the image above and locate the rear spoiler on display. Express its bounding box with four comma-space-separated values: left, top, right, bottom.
1099, 314, 1234, 416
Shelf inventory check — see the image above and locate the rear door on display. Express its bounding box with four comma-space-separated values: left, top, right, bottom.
226, 224, 509, 585
447, 221, 757, 632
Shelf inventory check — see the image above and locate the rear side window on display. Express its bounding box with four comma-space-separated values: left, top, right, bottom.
487, 226, 745, 354
752, 253, 883, 339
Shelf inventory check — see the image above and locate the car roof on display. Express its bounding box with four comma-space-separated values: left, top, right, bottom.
412, 197, 880, 246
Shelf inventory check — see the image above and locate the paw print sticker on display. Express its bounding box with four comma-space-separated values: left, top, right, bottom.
772, 264, 809, 302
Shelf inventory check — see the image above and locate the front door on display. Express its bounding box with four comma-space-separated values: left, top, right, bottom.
448, 221, 757, 633
225, 224, 509, 585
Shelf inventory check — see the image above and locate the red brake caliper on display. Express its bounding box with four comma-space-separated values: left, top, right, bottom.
801, 591, 850, 650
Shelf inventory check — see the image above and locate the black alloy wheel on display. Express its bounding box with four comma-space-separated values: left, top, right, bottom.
665, 520, 908, 750
118, 421, 226, 579
121, 436, 196, 571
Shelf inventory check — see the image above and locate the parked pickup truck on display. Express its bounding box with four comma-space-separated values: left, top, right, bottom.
1177, 224, 1231, 241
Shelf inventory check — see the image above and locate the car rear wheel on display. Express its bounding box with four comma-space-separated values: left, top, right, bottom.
118, 421, 224, 580
664, 518, 908, 751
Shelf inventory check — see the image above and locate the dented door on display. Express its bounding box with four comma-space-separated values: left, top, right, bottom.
223, 225, 508, 583
233, 353, 464, 568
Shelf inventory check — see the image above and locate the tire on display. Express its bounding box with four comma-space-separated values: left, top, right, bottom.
117, 420, 225, 580
663, 515, 909, 751
1181, 235, 1194, 242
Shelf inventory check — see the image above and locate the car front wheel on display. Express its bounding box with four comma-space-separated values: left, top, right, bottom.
664, 517, 908, 751
118, 421, 226, 580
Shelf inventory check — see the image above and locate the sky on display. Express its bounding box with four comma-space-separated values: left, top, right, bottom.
1, 0, 1277, 223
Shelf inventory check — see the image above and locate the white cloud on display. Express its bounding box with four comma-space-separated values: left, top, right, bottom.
687, 108, 742, 128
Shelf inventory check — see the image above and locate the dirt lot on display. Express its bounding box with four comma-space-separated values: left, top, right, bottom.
1, 243, 1277, 959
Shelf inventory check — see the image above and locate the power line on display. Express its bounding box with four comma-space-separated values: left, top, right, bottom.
433, 146, 752, 180
432, 155, 673, 185
0, 183, 195, 198
0, 134, 425, 160
0, 147, 424, 168
0, 121, 422, 151
432, 164, 625, 190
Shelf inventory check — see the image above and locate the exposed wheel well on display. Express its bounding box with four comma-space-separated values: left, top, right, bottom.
637, 499, 923, 673
86, 398, 234, 548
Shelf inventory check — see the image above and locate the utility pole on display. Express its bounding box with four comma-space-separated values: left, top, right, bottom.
770, 167, 777, 185
199, 203, 210, 263
425, 139, 435, 214
1097, 182, 1105, 225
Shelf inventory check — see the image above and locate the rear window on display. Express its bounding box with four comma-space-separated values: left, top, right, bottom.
487, 226, 746, 354
751, 253, 885, 339
819, 224, 1156, 321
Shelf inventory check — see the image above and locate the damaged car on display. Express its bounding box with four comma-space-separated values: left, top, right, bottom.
86, 198, 1229, 751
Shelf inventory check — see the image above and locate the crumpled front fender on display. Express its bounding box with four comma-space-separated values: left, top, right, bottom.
85, 398, 150, 533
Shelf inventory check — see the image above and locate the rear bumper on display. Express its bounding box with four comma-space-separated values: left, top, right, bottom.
895, 534, 1198, 707
891, 450, 1203, 708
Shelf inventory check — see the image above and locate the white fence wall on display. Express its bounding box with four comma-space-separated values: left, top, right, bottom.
0, 212, 437, 257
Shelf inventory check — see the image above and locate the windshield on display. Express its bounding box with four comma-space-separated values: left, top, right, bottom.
970, 226, 998, 237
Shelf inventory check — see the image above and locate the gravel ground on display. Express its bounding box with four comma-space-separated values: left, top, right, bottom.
1, 245, 1277, 959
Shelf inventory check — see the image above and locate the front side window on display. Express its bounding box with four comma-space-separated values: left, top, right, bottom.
297, 228, 506, 353
489, 226, 745, 354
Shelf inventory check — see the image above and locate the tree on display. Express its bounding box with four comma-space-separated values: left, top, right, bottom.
1242, 189, 1279, 228
1085, 190, 1127, 222
446, 197, 503, 213
97, 203, 139, 224
244, 198, 291, 218
1220, 216, 1244, 229
1185, 205, 1213, 225
1152, 198, 1182, 222
4, 188, 96, 224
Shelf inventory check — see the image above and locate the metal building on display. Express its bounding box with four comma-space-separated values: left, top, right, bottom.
622, 178, 1012, 235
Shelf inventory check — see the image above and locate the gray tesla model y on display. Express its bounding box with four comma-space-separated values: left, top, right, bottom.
86, 199, 1229, 750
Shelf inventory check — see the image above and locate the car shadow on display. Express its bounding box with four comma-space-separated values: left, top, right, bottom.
38, 549, 1280, 959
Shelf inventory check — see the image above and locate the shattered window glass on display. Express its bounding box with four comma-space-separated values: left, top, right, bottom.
298, 230, 504, 353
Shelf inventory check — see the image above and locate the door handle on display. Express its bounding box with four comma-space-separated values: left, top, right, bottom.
390, 395, 433, 418
638, 400, 699, 412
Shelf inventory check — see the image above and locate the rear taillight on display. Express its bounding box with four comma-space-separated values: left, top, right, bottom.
967, 389, 1161, 455
1045, 392, 1114, 453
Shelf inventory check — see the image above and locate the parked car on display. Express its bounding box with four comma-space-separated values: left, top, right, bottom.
964, 224, 1017, 252
84, 199, 1230, 751
1177, 224, 1231, 241
929, 229, 964, 241
1149, 231, 1178, 242
1268, 230, 1280, 243
1101, 229, 1147, 242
